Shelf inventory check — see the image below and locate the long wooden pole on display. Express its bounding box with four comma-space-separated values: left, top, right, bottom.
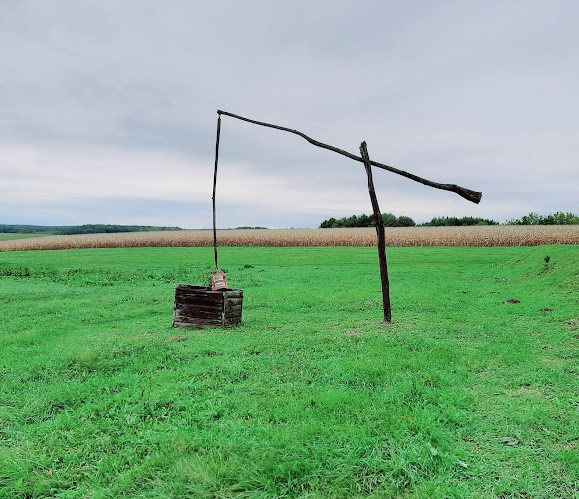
212, 115, 221, 271
217, 110, 482, 204
360, 141, 392, 323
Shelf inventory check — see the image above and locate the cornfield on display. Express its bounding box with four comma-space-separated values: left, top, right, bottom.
0, 226, 577, 252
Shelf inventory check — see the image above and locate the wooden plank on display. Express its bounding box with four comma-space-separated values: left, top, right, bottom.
175, 285, 210, 293
173, 318, 222, 329
174, 299, 223, 311
224, 310, 243, 323
175, 286, 217, 296
225, 297, 243, 306
224, 308, 243, 323
175, 288, 224, 302
224, 301, 243, 313
174, 301, 223, 312
224, 313, 242, 322
224, 310, 242, 320
176, 285, 242, 296
173, 310, 223, 322
174, 287, 217, 297
174, 307, 223, 319
173, 319, 223, 328
175, 296, 223, 307
176, 298, 224, 310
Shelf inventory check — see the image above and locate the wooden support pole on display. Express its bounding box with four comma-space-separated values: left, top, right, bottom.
212, 115, 221, 271
360, 141, 392, 323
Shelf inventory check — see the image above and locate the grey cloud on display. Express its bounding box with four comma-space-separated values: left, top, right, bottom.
1, 0, 578, 227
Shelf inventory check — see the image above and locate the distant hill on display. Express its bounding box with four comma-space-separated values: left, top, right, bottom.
0, 224, 183, 235
0, 224, 72, 234
58, 224, 183, 235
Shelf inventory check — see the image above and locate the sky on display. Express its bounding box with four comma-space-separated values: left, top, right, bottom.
1, 0, 578, 229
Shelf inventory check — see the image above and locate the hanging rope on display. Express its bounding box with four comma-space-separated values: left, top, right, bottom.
212, 115, 221, 271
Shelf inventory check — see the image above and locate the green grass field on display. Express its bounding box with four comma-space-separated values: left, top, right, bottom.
0, 246, 577, 498
0, 234, 54, 241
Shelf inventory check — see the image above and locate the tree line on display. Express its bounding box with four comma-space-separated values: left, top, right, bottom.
319, 213, 416, 228
0, 224, 71, 234
319, 214, 495, 228
421, 216, 498, 227
506, 212, 579, 225
320, 211, 578, 228
58, 224, 183, 235
0, 224, 183, 235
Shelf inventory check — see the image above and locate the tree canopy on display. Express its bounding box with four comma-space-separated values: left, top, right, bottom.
320, 213, 415, 228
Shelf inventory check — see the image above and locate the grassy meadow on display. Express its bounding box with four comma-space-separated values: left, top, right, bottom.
0, 234, 54, 242
0, 245, 577, 498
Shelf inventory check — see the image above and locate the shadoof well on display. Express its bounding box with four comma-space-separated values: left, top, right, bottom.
173, 110, 482, 328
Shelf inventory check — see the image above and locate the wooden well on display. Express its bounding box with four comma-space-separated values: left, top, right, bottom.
173, 285, 243, 329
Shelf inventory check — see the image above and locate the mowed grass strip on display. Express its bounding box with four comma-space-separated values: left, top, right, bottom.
1, 225, 578, 252
0, 245, 577, 497
0, 233, 54, 242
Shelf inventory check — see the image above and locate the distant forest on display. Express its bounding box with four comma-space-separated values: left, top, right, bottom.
2, 211, 577, 235
0, 225, 72, 234
320, 211, 578, 228
506, 212, 578, 225
320, 213, 415, 228
319, 214, 497, 228
0, 224, 183, 235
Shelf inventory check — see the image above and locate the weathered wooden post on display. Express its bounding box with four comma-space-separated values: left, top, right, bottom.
360, 141, 391, 322
212, 114, 221, 271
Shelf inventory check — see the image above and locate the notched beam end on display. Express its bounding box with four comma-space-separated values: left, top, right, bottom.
452, 186, 483, 204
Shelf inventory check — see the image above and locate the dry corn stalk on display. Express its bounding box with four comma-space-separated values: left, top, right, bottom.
1, 226, 577, 252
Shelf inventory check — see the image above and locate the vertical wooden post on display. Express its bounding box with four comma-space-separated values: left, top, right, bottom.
212, 115, 221, 271
360, 141, 392, 322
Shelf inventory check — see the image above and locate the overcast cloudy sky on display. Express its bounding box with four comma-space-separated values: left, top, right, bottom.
1, 1, 577, 229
